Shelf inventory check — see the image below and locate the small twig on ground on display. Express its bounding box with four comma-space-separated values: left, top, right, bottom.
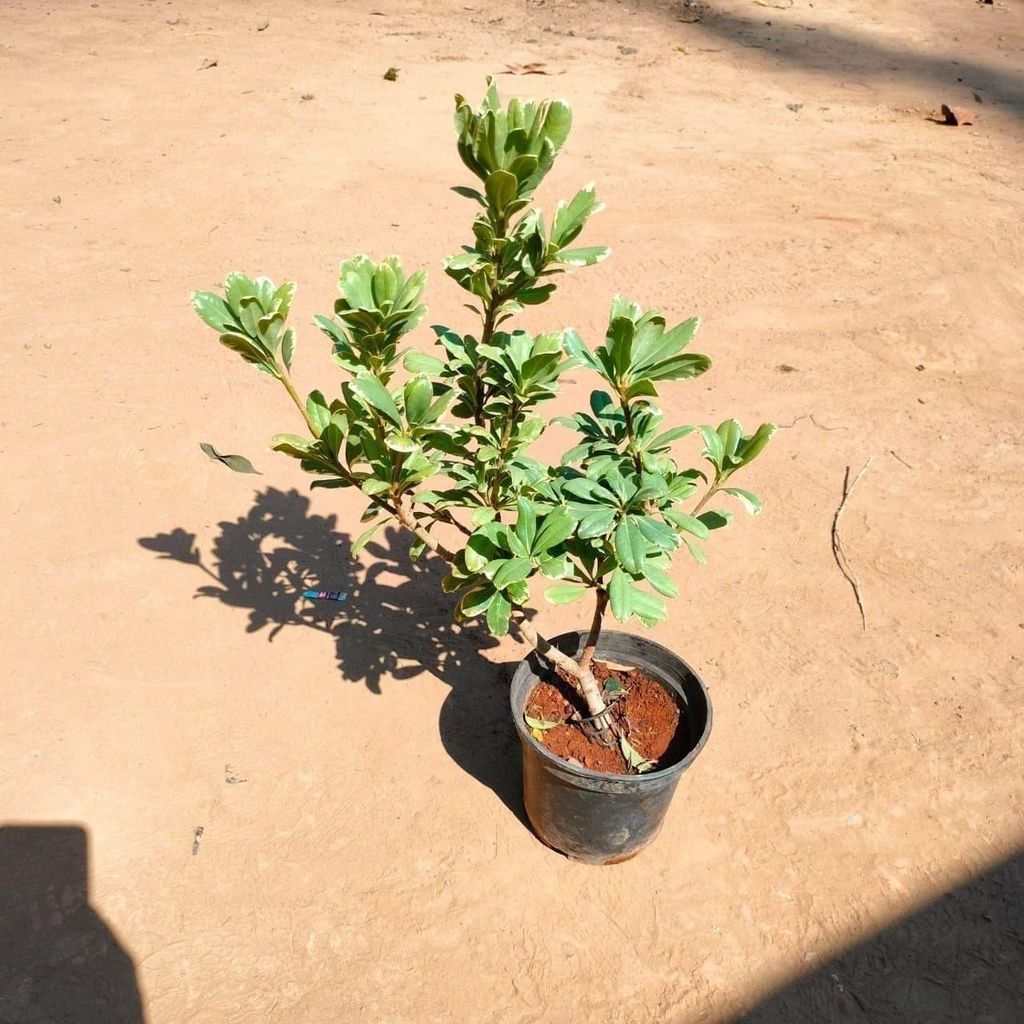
778, 413, 847, 431
888, 449, 913, 469
832, 456, 873, 630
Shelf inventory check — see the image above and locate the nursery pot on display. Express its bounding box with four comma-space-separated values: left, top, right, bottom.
510, 630, 712, 864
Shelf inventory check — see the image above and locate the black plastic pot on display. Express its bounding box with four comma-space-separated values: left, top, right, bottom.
510, 630, 712, 864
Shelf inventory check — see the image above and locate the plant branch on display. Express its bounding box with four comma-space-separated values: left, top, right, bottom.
279, 369, 318, 436
393, 494, 458, 562
474, 212, 509, 425
579, 588, 608, 672
692, 480, 719, 517
619, 393, 644, 474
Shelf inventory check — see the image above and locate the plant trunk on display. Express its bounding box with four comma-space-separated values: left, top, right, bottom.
578, 588, 608, 673
518, 617, 611, 733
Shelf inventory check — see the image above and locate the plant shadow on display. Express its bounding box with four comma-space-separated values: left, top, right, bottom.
138, 487, 528, 827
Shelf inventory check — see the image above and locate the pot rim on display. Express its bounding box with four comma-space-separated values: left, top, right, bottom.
510, 629, 713, 785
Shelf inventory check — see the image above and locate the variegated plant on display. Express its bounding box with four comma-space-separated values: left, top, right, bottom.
191, 80, 775, 758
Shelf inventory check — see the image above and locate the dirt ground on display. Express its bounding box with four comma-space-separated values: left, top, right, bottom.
2, 0, 1023, 1021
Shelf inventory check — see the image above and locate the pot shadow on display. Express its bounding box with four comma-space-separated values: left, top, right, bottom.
138, 487, 527, 827
0, 825, 146, 1024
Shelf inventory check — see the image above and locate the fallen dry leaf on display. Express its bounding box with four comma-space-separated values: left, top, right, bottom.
940, 104, 975, 126
501, 62, 564, 76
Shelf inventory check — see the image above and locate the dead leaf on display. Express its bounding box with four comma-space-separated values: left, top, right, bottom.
256, 19, 270, 31
501, 62, 564, 76
198, 57, 218, 71
594, 659, 637, 673
383, 66, 399, 81
940, 104, 975, 126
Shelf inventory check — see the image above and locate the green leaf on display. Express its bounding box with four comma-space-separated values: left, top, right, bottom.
191, 291, 235, 332
492, 557, 533, 590
385, 434, 418, 453
651, 425, 695, 448
533, 506, 575, 553
281, 328, 295, 370
514, 498, 537, 552
544, 582, 588, 605
608, 569, 632, 622
350, 373, 401, 426
723, 487, 762, 515
717, 419, 742, 461
451, 185, 486, 204
403, 375, 433, 425
555, 246, 611, 267
272, 280, 296, 316
634, 515, 678, 551
577, 507, 617, 540
624, 379, 659, 401
645, 353, 710, 382
305, 390, 331, 435
271, 433, 314, 459
224, 273, 258, 313
352, 521, 384, 555
643, 564, 678, 598
486, 592, 511, 636
459, 586, 497, 618
485, 169, 518, 212
471, 506, 497, 527
199, 442, 260, 474
630, 588, 667, 625
614, 517, 646, 575
683, 536, 707, 565
218, 332, 273, 372
551, 183, 602, 248
664, 510, 710, 539
700, 425, 725, 469
735, 422, 777, 467
562, 328, 600, 372
403, 350, 446, 375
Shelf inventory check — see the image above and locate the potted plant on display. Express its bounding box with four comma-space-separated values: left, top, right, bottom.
190, 81, 775, 863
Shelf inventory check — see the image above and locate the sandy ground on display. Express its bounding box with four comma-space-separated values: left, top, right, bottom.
2, 0, 1024, 1021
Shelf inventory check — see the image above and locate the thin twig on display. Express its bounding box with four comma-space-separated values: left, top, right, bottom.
778, 414, 846, 431
888, 449, 913, 470
831, 457, 873, 630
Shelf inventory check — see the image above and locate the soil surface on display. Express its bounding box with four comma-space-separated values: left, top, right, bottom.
2, 1, 1024, 1022
528, 661, 684, 774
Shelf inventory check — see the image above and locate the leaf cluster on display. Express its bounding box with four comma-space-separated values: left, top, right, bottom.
190, 82, 775, 639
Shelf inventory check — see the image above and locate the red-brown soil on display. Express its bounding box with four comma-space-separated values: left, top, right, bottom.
525, 660, 685, 774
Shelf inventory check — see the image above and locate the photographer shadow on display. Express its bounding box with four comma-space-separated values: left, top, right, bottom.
139, 487, 527, 826
0, 825, 145, 1024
